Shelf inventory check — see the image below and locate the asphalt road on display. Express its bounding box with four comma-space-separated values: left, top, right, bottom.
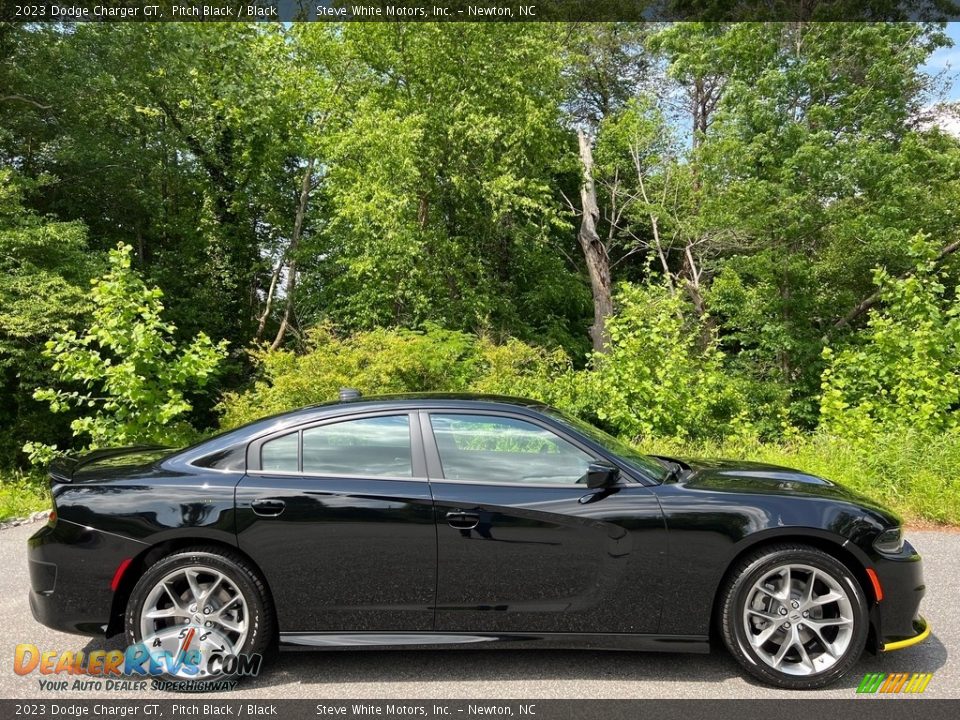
0, 520, 955, 700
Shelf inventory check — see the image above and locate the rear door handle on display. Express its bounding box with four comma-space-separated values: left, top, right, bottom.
446, 511, 479, 530
251, 498, 286, 517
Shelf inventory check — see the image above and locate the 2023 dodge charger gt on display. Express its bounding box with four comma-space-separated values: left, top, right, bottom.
28, 393, 928, 688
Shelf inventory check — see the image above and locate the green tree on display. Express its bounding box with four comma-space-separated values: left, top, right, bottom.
297, 23, 590, 350
565, 282, 744, 440
28, 244, 228, 461
0, 169, 95, 465
820, 237, 960, 438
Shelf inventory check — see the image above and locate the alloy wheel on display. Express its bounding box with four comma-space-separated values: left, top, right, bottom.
742, 562, 855, 676
139, 565, 250, 678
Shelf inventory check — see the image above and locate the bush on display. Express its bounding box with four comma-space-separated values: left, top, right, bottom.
820, 237, 960, 438
221, 284, 748, 444
564, 283, 746, 440
27, 243, 228, 463
219, 324, 571, 428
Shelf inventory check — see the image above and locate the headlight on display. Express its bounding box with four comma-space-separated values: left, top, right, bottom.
874, 526, 904, 554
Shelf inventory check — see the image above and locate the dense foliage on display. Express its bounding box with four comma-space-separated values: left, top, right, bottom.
27, 244, 227, 462
2, 21, 959, 522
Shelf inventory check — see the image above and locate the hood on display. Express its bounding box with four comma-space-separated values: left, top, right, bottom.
657, 455, 901, 526
49, 446, 176, 483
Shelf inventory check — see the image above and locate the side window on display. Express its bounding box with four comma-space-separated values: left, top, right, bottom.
301, 415, 412, 477
429, 414, 593, 484
261, 432, 298, 472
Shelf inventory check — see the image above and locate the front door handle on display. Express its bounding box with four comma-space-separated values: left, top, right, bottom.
446, 511, 480, 530
251, 498, 286, 517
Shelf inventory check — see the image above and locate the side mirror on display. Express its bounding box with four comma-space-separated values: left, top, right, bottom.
586, 462, 620, 489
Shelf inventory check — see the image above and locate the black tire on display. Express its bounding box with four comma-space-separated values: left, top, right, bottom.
124, 546, 274, 685
719, 543, 868, 689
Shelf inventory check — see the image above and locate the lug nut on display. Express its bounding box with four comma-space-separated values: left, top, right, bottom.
203, 606, 212, 615
792, 600, 799, 609
205, 621, 213, 628
802, 611, 809, 618
779, 607, 787, 615
189, 605, 197, 612
782, 622, 791, 629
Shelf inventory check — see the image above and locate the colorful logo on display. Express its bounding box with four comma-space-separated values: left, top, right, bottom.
856, 672, 933, 694
14, 626, 262, 691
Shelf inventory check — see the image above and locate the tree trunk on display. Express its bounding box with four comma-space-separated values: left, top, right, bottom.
270, 158, 316, 350
577, 129, 613, 353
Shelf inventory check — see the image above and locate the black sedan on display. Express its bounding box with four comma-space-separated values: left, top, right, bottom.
28, 393, 928, 689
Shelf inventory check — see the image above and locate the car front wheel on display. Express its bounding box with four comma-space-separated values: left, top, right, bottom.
720, 543, 869, 689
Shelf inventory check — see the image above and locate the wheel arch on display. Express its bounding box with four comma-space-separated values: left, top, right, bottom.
105, 537, 278, 640
708, 529, 879, 651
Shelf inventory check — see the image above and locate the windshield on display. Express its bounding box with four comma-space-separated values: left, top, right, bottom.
542, 408, 669, 482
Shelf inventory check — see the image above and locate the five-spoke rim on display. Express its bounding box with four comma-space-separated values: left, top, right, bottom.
742, 563, 854, 676
140, 566, 249, 677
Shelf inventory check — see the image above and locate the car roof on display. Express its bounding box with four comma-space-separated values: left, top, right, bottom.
328, 392, 549, 409
168, 393, 556, 469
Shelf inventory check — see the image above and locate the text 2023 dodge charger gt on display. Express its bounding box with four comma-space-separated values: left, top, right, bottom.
28, 393, 928, 688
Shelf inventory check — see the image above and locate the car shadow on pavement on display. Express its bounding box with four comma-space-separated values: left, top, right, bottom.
242, 648, 746, 690
77, 633, 947, 693
830, 632, 948, 690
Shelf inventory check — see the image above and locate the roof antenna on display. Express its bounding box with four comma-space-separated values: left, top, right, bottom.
339, 387, 361, 402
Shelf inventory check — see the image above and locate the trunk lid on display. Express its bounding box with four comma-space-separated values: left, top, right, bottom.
48, 446, 175, 483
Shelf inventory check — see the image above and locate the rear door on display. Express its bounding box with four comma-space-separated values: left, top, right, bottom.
423, 410, 667, 635
235, 411, 437, 632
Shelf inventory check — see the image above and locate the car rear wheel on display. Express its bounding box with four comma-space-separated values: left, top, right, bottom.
124, 547, 274, 683
719, 543, 868, 689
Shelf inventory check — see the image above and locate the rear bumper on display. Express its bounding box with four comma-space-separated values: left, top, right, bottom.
27, 519, 147, 636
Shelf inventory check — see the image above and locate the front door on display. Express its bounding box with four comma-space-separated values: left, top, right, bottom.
424, 411, 667, 635
235, 412, 436, 633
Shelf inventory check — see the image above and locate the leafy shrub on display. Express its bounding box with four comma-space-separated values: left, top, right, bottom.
820, 237, 960, 438
563, 283, 746, 440
221, 284, 746, 443
219, 324, 570, 429
27, 244, 228, 462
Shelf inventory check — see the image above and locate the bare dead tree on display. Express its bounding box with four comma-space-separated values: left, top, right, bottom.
270, 157, 316, 350
577, 129, 614, 352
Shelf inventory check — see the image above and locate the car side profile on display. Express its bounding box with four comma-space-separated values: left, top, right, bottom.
28, 392, 928, 689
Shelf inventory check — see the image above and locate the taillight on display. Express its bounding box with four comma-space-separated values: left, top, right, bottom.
47, 509, 57, 527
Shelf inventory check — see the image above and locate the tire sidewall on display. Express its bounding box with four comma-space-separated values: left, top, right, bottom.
725, 547, 869, 689
124, 550, 269, 682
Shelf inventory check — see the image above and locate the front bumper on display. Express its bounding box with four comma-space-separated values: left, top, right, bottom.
870, 538, 928, 651
28, 519, 147, 636
882, 615, 930, 652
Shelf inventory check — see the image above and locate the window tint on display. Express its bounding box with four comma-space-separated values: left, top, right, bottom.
430, 414, 592, 484
261, 432, 298, 472
301, 415, 412, 477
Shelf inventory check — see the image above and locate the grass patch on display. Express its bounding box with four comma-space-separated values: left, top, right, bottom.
0, 470, 49, 522
639, 431, 960, 527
